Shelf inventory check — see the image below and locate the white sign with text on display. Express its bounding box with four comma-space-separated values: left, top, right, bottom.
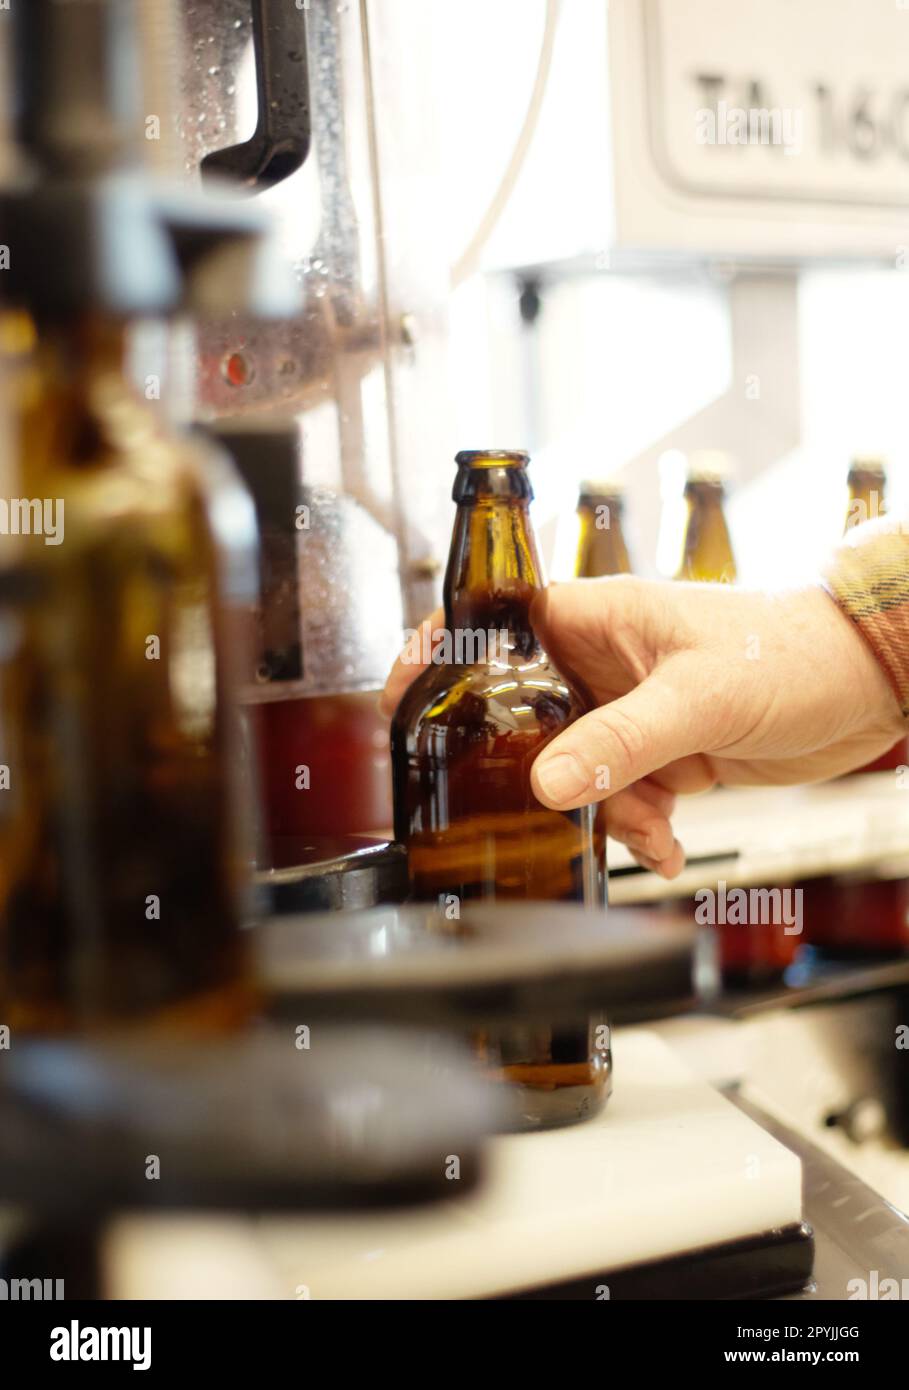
609, 0, 909, 259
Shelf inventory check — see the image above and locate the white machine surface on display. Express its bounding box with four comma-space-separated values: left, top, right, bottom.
100, 1030, 803, 1299
609, 778, 909, 904
238, 1031, 800, 1299
657, 1010, 909, 1222
233, 1029, 801, 1300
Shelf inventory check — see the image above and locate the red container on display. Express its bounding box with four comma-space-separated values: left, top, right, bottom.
254, 691, 393, 859
805, 735, 909, 956
799, 874, 909, 957
853, 737, 909, 776
718, 912, 801, 989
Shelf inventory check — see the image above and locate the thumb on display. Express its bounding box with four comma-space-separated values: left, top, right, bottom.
531, 662, 705, 809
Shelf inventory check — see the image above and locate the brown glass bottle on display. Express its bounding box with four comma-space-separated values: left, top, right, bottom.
391, 450, 609, 1129
845, 457, 886, 532
575, 481, 633, 577
674, 464, 737, 584
0, 317, 257, 1034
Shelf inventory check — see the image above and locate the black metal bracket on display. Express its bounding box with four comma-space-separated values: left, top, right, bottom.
201, 0, 311, 194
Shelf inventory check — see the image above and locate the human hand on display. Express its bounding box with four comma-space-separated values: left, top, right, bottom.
526, 577, 905, 876
381, 578, 904, 879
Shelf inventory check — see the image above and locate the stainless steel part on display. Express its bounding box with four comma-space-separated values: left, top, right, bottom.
212, 415, 404, 696
167, 0, 451, 639
259, 901, 697, 1026
254, 836, 409, 913
0, 1027, 499, 1214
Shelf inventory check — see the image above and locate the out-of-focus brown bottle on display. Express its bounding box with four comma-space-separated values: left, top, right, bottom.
0, 0, 266, 1035
0, 317, 258, 1035
845, 457, 887, 532
673, 457, 737, 584
391, 450, 609, 1129
575, 480, 633, 577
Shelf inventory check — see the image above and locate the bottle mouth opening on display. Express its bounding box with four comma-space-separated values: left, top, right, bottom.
579, 478, 625, 499
848, 460, 886, 479
455, 449, 529, 469
685, 473, 726, 489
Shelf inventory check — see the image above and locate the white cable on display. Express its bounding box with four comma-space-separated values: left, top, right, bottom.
449, 0, 561, 288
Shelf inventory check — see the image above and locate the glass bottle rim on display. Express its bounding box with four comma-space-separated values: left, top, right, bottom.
455, 449, 529, 469
685, 471, 727, 490
579, 477, 625, 499
848, 457, 886, 480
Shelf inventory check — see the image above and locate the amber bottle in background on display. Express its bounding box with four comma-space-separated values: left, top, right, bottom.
575, 480, 633, 577
800, 457, 909, 959
391, 450, 609, 1128
845, 456, 887, 532
674, 460, 737, 584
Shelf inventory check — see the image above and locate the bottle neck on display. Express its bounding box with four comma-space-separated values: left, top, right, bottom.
679, 483, 736, 582
846, 474, 886, 530
576, 496, 630, 577
443, 496, 545, 659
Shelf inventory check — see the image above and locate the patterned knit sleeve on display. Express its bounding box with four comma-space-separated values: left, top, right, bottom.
822, 517, 909, 719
